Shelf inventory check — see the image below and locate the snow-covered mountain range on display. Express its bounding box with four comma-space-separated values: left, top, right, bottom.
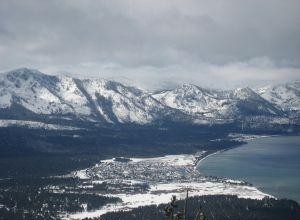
257, 82, 300, 113
0, 68, 299, 127
152, 84, 283, 120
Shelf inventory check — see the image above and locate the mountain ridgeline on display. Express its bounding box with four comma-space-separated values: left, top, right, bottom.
0, 68, 299, 126
0, 68, 299, 156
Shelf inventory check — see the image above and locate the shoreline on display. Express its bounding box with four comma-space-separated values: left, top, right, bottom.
66, 144, 275, 219
195, 149, 228, 167
66, 134, 300, 219
195, 135, 300, 204
195, 134, 280, 168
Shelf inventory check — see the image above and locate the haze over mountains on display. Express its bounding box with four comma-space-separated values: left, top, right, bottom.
0, 68, 299, 128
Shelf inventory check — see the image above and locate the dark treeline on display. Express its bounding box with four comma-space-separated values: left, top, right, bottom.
1, 118, 297, 157
100, 195, 300, 220
0, 124, 244, 179
0, 177, 120, 220
0, 123, 241, 156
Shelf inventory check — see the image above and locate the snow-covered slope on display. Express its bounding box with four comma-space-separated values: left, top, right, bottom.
153, 84, 282, 120
153, 84, 230, 118
0, 68, 296, 127
79, 79, 173, 124
0, 68, 91, 116
0, 68, 175, 124
257, 82, 300, 113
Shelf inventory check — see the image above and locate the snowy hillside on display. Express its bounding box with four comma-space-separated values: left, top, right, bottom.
0, 68, 177, 124
0, 68, 297, 127
80, 79, 173, 124
257, 82, 300, 113
152, 84, 283, 120
0, 68, 91, 116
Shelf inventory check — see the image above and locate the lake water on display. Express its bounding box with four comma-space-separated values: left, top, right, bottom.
197, 136, 300, 203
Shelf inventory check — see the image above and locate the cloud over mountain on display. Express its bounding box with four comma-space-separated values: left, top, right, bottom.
0, 0, 299, 89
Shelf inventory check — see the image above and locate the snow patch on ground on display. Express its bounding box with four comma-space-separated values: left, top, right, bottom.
128, 154, 197, 166
0, 119, 82, 130
67, 181, 271, 219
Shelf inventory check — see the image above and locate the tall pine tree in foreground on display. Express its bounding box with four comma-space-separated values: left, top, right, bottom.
164, 190, 208, 220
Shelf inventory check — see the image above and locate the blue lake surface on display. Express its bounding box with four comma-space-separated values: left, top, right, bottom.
198, 136, 300, 203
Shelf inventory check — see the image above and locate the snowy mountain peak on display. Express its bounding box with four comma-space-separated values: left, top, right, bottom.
175, 83, 213, 95
180, 83, 200, 91
3, 68, 53, 84
0, 68, 176, 124
257, 82, 300, 112
153, 84, 283, 119
231, 87, 260, 100
5, 67, 42, 77
0, 68, 297, 126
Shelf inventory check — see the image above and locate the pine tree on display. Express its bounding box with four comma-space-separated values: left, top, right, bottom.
164, 190, 208, 220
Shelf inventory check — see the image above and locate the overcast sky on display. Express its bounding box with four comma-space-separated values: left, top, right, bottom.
0, 0, 299, 90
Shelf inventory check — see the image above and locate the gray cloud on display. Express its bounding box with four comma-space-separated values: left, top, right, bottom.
0, 0, 299, 89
